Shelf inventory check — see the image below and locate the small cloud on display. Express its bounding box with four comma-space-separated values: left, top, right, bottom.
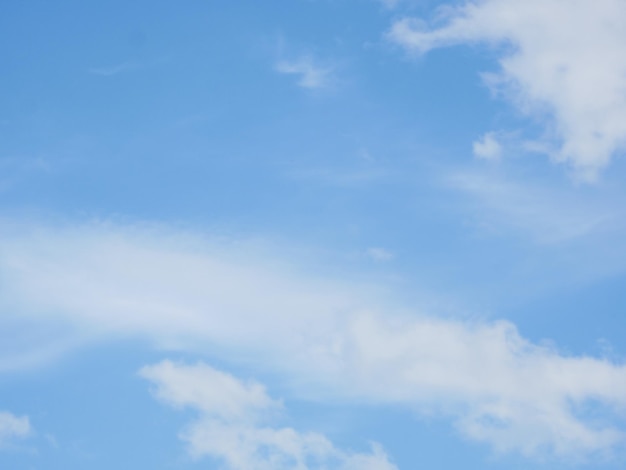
0, 412, 31, 447
473, 132, 502, 161
275, 56, 333, 89
366, 247, 395, 262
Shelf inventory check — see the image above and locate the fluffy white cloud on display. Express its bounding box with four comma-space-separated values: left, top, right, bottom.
140, 360, 397, 470
388, 0, 626, 179
0, 412, 31, 446
2, 222, 626, 458
276, 56, 333, 89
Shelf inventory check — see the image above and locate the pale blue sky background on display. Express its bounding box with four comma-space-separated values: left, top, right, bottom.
2, 1, 626, 469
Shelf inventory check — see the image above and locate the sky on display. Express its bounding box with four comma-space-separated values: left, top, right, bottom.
2, 0, 626, 468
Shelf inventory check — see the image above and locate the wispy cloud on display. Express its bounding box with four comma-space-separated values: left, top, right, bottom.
140, 360, 397, 470
446, 170, 619, 244
2, 221, 626, 458
388, 0, 626, 180
275, 56, 333, 89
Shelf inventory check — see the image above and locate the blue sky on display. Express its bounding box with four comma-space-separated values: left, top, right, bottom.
2, 0, 626, 468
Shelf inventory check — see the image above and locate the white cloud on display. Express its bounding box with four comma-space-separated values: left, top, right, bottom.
473, 132, 502, 161
2, 222, 626, 458
140, 360, 278, 421
276, 56, 333, 89
140, 360, 397, 470
0, 412, 31, 446
388, 0, 626, 180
